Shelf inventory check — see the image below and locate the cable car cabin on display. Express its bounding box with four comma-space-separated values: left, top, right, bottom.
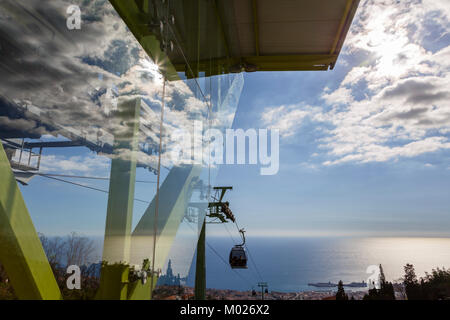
229, 245, 247, 269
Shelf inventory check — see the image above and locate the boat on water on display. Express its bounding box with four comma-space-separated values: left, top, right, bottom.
308, 282, 337, 288
343, 281, 367, 287
308, 281, 367, 288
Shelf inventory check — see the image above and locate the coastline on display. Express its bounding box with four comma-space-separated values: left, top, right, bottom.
154, 286, 369, 300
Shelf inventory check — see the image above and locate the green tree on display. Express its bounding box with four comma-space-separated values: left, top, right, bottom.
421, 268, 450, 300
379, 264, 386, 285
379, 264, 395, 299
336, 280, 348, 300
0, 262, 16, 299
403, 263, 423, 300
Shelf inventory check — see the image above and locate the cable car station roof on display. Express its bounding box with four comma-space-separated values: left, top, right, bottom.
110, 0, 360, 79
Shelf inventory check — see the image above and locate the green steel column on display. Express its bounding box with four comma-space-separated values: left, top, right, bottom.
126, 259, 156, 300
194, 218, 206, 300
97, 98, 140, 300
130, 164, 202, 277
0, 143, 61, 300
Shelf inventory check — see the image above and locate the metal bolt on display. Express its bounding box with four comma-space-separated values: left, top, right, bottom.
141, 270, 147, 285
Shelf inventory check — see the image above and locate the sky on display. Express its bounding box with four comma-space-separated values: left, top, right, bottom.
211, 0, 450, 238
2, 0, 450, 241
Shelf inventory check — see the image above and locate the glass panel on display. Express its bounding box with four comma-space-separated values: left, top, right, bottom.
0, 0, 243, 299
0, 0, 165, 299
152, 0, 244, 289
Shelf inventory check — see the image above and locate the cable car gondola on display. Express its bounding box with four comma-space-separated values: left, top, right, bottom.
229, 245, 247, 268
229, 229, 247, 269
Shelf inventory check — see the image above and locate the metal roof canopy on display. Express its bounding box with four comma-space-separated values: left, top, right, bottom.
110, 0, 360, 77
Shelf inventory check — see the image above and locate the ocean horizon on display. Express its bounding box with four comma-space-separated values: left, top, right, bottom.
73, 235, 450, 293
183, 237, 450, 293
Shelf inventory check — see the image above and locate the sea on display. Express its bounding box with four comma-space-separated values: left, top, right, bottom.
184, 237, 450, 293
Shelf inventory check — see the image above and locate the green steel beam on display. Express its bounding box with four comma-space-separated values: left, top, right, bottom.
127, 276, 156, 300
97, 98, 140, 300
173, 54, 338, 73
102, 98, 140, 264
194, 218, 206, 300
130, 164, 202, 275
330, 0, 353, 55
0, 143, 62, 300
330, 0, 360, 69
97, 263, 130, 300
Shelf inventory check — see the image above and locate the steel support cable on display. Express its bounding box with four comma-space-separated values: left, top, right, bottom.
223, 222, 238, 244
37, 173, 155, 183
208, 192, 239, 252
225, 221, 260, 288
218, 216, 262, 285
207, 73, 212, 203
37, 174, 150, 204
185, 221, 254, 288
148, 0, 175, 294
150, 58, 167, 295
246, 246, 264, 282
233, 220, 264, 283
166, 23, 212, 112
221, 222, 263, 284
205, 240, 254, 288
244, 241, 263, 282
207, 213, 261, 285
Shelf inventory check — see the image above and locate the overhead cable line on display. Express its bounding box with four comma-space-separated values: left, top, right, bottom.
38, 172, 156, 183
38, 174, 151, 204
233, 220, 264, 283
185, 220, 254, 288
205, 241, 254, 288
222, 223, 261, 284
167, 23, 212, 111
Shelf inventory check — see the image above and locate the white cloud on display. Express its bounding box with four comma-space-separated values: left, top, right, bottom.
0, 0, 227, 172
299, 162, 319, 171
298, 0, 450, 166
323, 137, 450, 166
39, 154, 110, 175
322, 87, 354, 105
261, 104, 318, 138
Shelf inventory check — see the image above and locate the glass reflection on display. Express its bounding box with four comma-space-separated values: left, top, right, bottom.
0, 0, 243, 299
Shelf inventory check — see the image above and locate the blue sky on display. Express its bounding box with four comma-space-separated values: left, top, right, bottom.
211, 0, 450, 237
11, 0, 450, 239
